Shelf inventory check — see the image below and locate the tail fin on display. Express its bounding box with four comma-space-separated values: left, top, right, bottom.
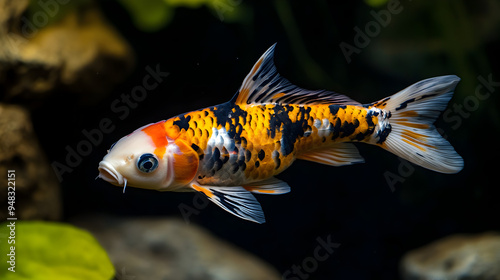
369, 75, 463, 174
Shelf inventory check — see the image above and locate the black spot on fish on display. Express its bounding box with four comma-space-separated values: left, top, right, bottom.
237, 152, 246, 165
191, 143, 200, 151
237, 159, 246, 171
328, 104, 346, 116
212, 189, 238, 213
366, 111, 375, 127
258, 149, 265, 161
353, 118, 360, 127
204, 111, 209, 117
272, 151, 281, 169
421, 93, 439, 100
376, 123, 392, 144
354, 132, 366, 141
214, 159, 223, 171
173, 115, 191, 130
241, 137, 248, 148
268, 105, 310, 156
331, 118, 342, 140
213, 147, 220, 160
255, 161, 260, 168
395, 98, 415, 111
231, 163, 239, 174
245, 149, 251, 162
341, 120, 357, 138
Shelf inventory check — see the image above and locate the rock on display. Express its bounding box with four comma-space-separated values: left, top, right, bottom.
0, 0, 134, 104
401, 232, 500, 280
0, 104, 61, 220
73, 216, 281, 280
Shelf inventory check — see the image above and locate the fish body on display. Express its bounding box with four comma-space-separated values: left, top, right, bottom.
98, 44, 463, 223
161, 102, 377, 186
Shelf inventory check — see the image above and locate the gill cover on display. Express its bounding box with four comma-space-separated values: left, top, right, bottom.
169, 138, 199, 188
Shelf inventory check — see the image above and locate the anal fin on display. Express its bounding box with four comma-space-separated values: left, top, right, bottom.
297, 143, 365, 167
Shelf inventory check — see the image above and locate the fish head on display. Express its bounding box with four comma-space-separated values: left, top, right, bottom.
98, 121, 174, 191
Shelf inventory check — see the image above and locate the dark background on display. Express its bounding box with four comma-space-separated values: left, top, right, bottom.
34, 0, 500, 279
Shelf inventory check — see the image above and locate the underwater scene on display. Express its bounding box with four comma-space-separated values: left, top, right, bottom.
1, 0, 500, 279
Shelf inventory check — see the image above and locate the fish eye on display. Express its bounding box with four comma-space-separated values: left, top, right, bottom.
137, 153, 159, 173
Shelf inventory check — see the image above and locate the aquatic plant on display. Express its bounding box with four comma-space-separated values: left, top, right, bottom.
0, 221, 114, 280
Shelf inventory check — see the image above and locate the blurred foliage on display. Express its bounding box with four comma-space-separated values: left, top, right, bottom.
117, 0, 244, 31
27, 0, 244, 32
365, 0, 389, 7
27, 0, 93, 26
0, 221, 114, 280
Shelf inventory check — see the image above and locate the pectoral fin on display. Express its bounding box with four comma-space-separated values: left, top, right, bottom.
242, 177, 291, 195
190, 183, 265, 224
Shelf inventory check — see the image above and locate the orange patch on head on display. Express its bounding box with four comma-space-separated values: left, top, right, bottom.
142, 121, 169, 158
154, 147, 166, 159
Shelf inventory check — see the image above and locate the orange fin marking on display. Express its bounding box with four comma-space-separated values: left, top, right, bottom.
402, 129, 429, 140
401, 138, 426, 152
398, 110, 419, 117
243, 186, 276, 194
400, 129, 436, 151
192, 184, 214, 198
251, 57, 264, 76
397, 121, 430, 129
272, 92, 286, 99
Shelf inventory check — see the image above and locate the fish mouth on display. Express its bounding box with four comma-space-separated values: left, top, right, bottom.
98, 161, 125, 186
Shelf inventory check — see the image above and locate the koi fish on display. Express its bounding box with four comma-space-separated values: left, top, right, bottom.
98, 44, 463, 223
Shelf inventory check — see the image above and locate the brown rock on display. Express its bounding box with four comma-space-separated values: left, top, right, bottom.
73, 216, 281, 280
0, 104, 61, 220
0, 0, 134, 104
401, 232, 500, 280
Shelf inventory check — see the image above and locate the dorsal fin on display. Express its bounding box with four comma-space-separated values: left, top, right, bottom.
231, 44, 360, 106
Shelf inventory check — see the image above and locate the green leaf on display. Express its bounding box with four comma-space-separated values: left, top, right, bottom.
0, 221, 114, 280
